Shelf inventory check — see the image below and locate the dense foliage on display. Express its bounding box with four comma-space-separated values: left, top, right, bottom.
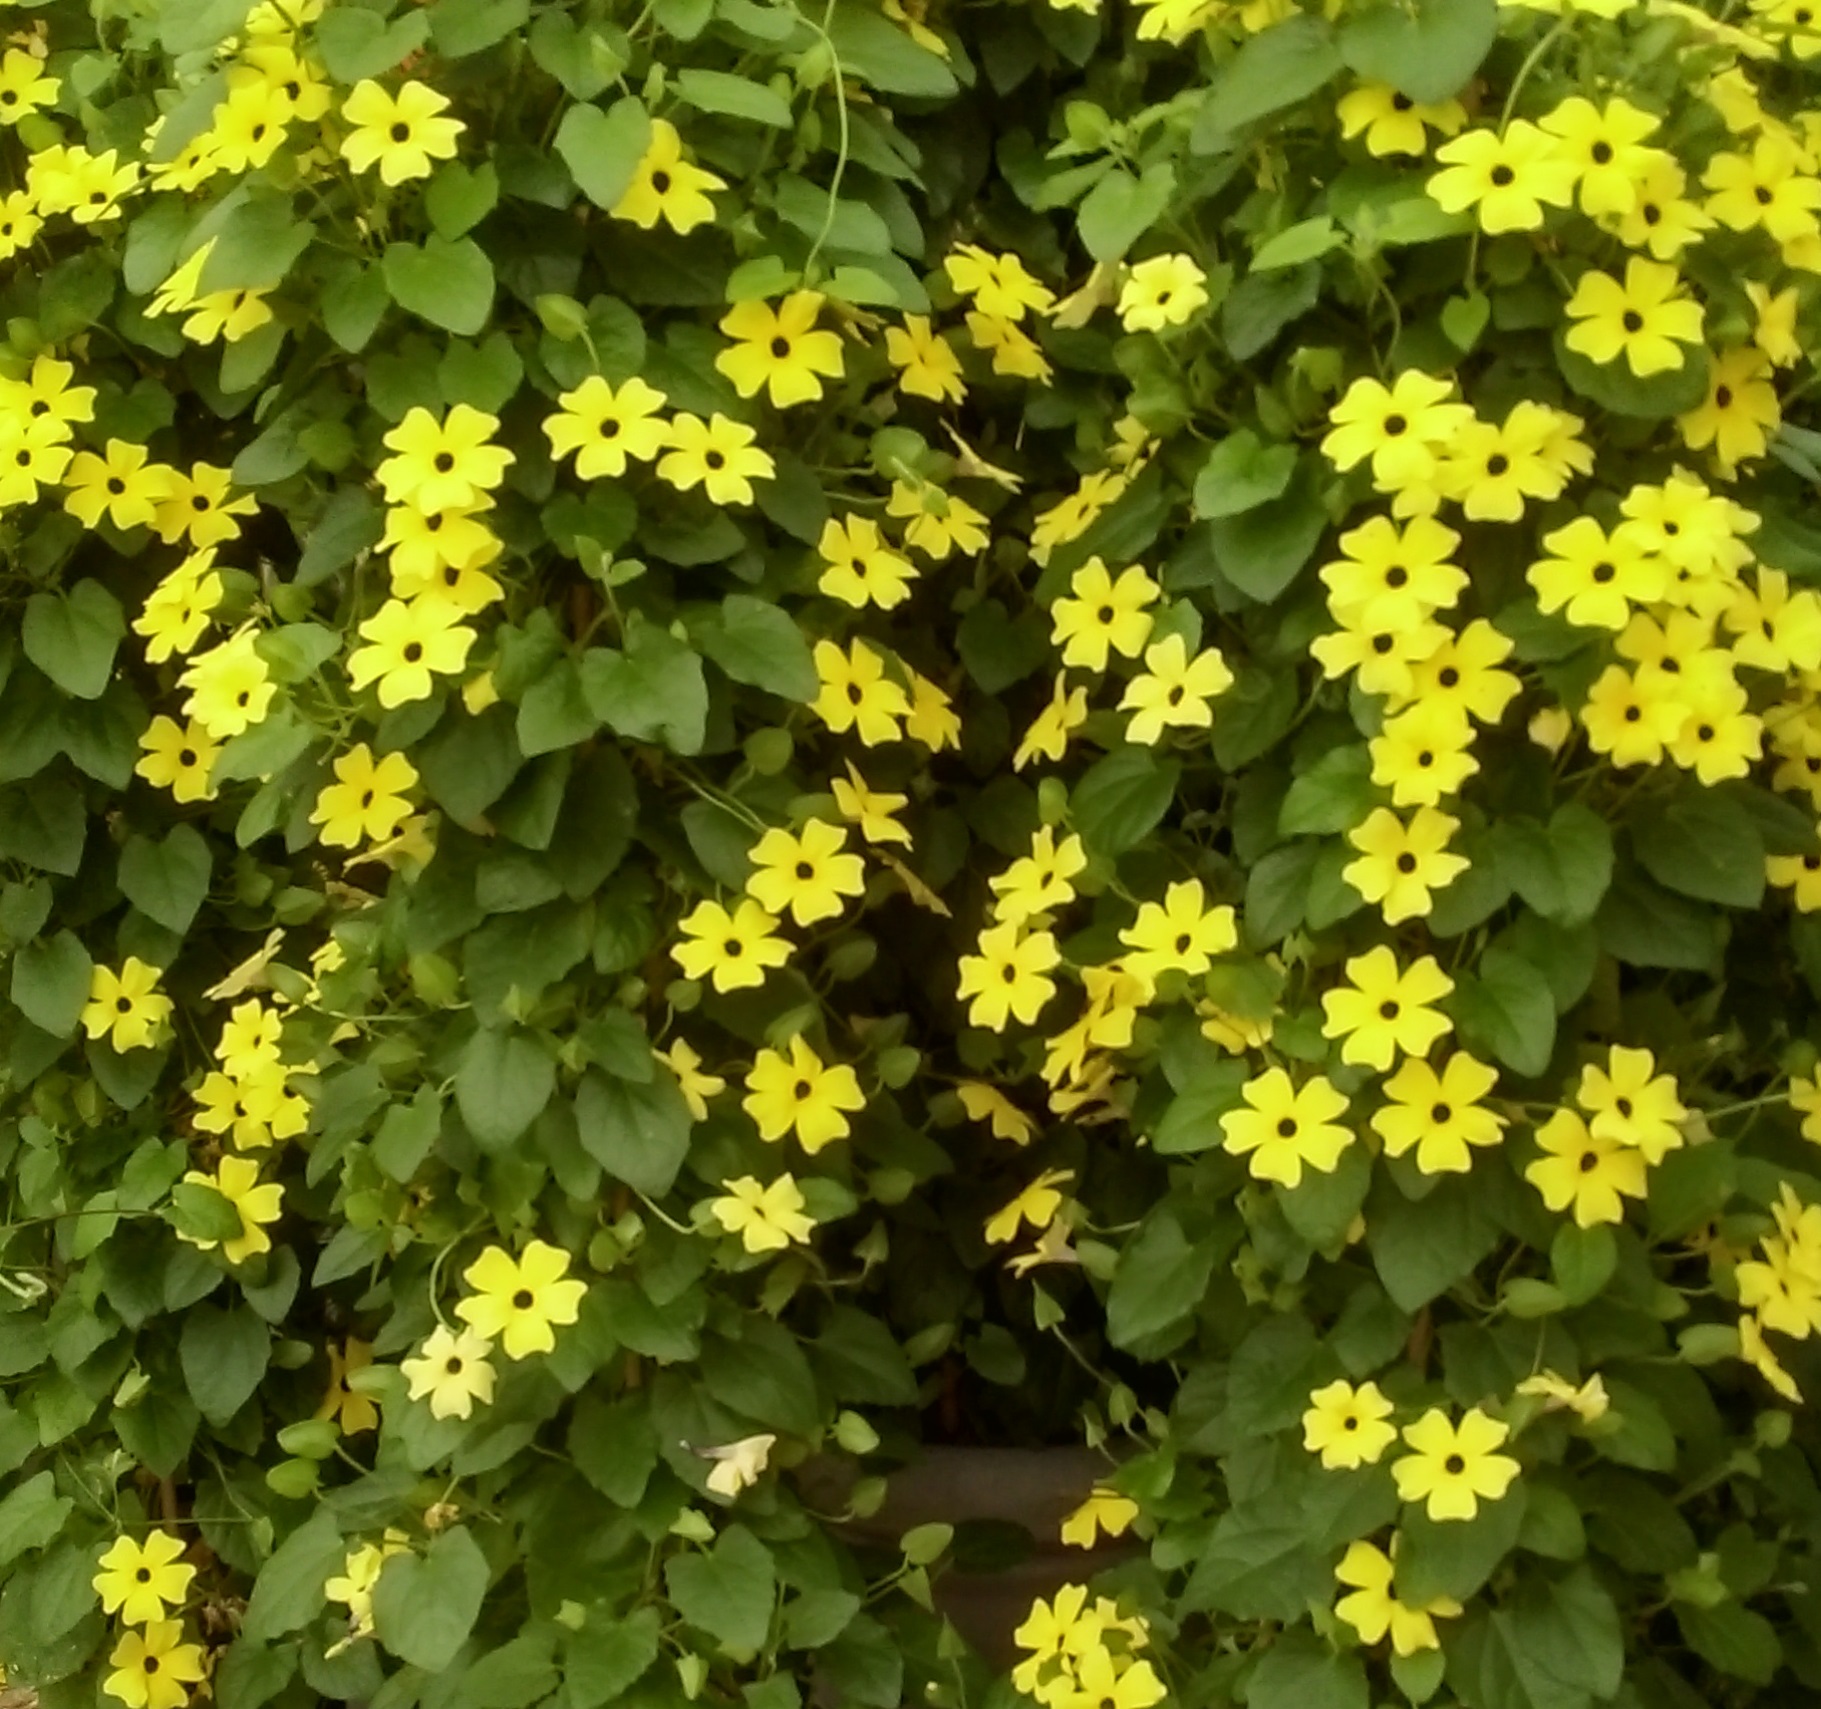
7, 0, 1821, 1705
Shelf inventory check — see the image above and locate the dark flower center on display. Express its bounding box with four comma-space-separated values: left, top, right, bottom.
1489, 164, 1515, 187
402, 642, 423, 663
1431, 1103, 1452, 1123
512, 1288, 535, 1309
1621, 310, 1645, 333
1395, 852, 1418, 874
390, 122, 411, 142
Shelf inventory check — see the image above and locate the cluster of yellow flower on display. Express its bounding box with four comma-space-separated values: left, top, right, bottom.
1011, 1584, 1166, 1709
91, 1530, 206, 1709
1733, 1174, 1821, 1400
323, 1530, 410, 1654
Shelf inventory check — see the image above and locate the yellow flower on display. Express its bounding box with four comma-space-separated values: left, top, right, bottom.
1369, 703, 1478, 809
957, 1081, 1036, 1144
700, 1432, 777, 1497
94, 1531, 196, 1626
192, 1060, 308, 1150
179, 1154, 284, 1265
1119, 879, 1237, 984
811, 639, 911, 745
1606, 153, 1712, 257
1015, 675, 1091, 771
657, 1039, 726, 1120
64, 438, 175, 531
886, 477, 989, 559
1221, 1068, 1353, 1187
381, 500, 500, 585
1337, 82, 1466, 156
325, 1534, 409, 1638
657, 412, 775, 505
1563, 258, 1704, 377
103, 1621, 206, 1709
1371, 1052, 1506, 1174
1425, 120, 1577, 231
1319, 514, 1466, 630
1303, 1380, 1398, 1470
1319, 946, 1453, 1072
831, 762, 913, 846
347, 597, 476, 708
152, 463, 258, 549
1769, 849, 1821, 911
709, 1174, 816, 1253
989, 826, 1088, 927
907, 668, 961, 752
1748, 281, 1803, 366
1392, 1407, 1520, 1522
1050, 557, 1159, 672
0, 190, 40, 260
0, 48, 60, 124
985, 1167, 1073, 1244
339, 78, 464, 183
1528, 516, 1668, 632
1333, 1538, 1461, 1655
455, 1238, 588, 1360
884, 314, 966, 404
1120, 633, 1233, 746
957, 922, 1061, 1030
1703, 130, 1821, 241
968, 308, 1054, 381
1515, 1370, 1610, 1422
715, 291, 846, 408
1679, 345, 1780, 470
1117, 254, 1208, 332
543, 374, 669, 478
746, 818, 866, 926
1524, 1108, 1649, 1227
1579, 664, 1688, 768
1343, 807, 1468, 925
401, 1323, 497, 1419
315, 1337, 380, 1435
944, 243, 1056, 321
1320, 370, 1473, 491
1537, 95, 1660, 217
1574, 1044, 1686, 1164
82, 958, 174, 1053
1396, 620, 1518, 724
817, 515, 918, 610
672, 897, 791, 992
136, 716, 220, 804
377, 404, 513, 512
310, 744, 420, 849
742, 1034, 866, 1153
1059, 1489, 1139, 1547
612, 118, 726, 233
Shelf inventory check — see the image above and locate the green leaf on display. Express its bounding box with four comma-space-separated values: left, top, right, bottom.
373, 1526, 490, 1673
456, 1027, 556, 1150
373, 1087, 444, 1183
1280, 747, 1376, 836
1554, 332, 1710, 420
1493, 805, 1613, 927
582, 627, 709, 754
1395, 1484, 1527, 1605
10, 930, 93, 1038
701, 1319, 822, 1435
555, 98, 652, 212
1468, 1565, 1623, 1709
573, 1067, 691, 1197
956, 600, 1050, 694
1450, 947, 1556, 1079
1152, 1062, 1250, 1155
676, 68, 794, 127
1675, 1602, 1781, 1685
425, 161, 501, 241
0, 1471, 71, 1569
1337, 0, 1496, 103
118, 825, 212, 935
1367, 1174, 1499, 1310
239, 1511, 346, 1644
1199, 17, 1341, 139
1107, 1209, 1217, 1351
23, 581, 125, 700
314, 6, 430, 81
168, 1181, 245, 1245
0, 778, 88, 876
1252, 215, 1345, 272
665, 1526, 776, 1654
1183, 1503, 1327, 1621
1633, 783, 1764, 909
1194, 432, 1298, 519
1077, 163, 1175, 262
192, 192, 316, 295
428, 0, 529, 55
692, 596, 819, 701
825, 5, 957, 96
1243, 1635, 1368, 1709
1208, 461, 1328, 602
383, 237, 496, 336
567, 1606, 661, 1709
180, 1304, 270, 1426
568, 1394, 659, 1506
1072, 747, 1181, 858
1550, 1223, 1616, 1306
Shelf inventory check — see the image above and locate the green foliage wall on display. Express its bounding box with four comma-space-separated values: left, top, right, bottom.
5, 0, 1821, 1706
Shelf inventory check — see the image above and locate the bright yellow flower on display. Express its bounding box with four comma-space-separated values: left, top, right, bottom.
544, 374, 669, 478
818, 515, 918, 610
1372, 1052, 1506, 1174
1117, 254, 1208, 332
192, 1059, 308, 1150
152, 463, 257, 549
1528, 516, 1668, 631
1118, 878, 1237, 985
1320, 370, 1473, 490
1302, 1379, 1397, 1469
1319, 514, 1465, 629
990, 826, 1088, 927
1120, 633, 1233, 746
340, 78, 464, 183
884, 314, 966, 404
103, 1621, 206, 1709
1369, 702, 1479, 808
709, 1174, 816, 1253
701, 1432, 777, 1497
1524, 1108, 1649, 1226
1563, 258, 1704, 377
136, 716, 220, 804
311, 744, 420, 849
1425, 120, 1577, 231
179, 1154, 284, 1265
456, 1239, 587, 1360
83, 958, 174, 1053
715, 291, 846, 408
1015, 675, 1091, 771
958, 922, 1061, 1030
376, 404, 513, 512
886, 477, 989, 559
1343, 806, 1469, 925
985, 1167, 1072, 1244
830, 762, 912, 846
743, 1034, 866, 1153
812, 639, 911, 745
957, 1081, 1037, 1143
1579, 664, 1688, 767
657, 412, 775, 505
1051, 557, 1159, 672
658, 1038, 727, 1120
64, 438, 175, 530
1221, 1068, 1353, 1187
1538, 95, 1660, 216
944, 243, 1056, 321
94, 1531, 196, 1626
1679, 346, 1780, 469
1393, 1407, 1520, 1522
347, 597, 476, 708
1334, 1538, 1461, 1655
1320, 946, 1453, 1072
612, 118, 726, 233
1575, 1044, 1686, 1164
1060, 1489, 1139, 1547
672, 897, 791, 992
746, 818, 866, 925
1337, 82, 1466, 156
0, 48, 60, 124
